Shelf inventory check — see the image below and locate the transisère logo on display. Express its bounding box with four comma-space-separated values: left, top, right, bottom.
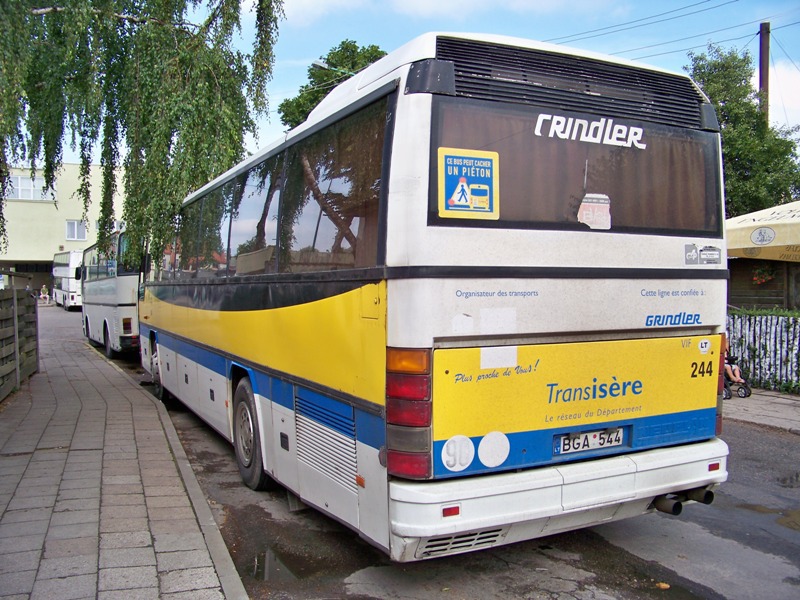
535, 114, 647, 149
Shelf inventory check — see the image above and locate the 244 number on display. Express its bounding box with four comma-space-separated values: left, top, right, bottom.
691, 360, 714, 378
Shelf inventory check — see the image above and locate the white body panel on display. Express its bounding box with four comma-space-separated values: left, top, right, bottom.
52, 250, 83, 309
388, 438, 728, 561
82, 273, 139, 352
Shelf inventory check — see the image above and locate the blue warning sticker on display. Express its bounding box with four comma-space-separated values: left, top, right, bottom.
438, 148, 500, 220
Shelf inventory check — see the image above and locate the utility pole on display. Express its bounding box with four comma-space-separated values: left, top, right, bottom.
759, 22, 770, 121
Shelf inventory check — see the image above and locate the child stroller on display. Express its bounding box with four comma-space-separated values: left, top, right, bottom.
723, 354, 751, 399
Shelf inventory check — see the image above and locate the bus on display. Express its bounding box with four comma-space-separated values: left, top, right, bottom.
79, 231, 140, 358
52, 250, 83, 309
139, 32, 729, 562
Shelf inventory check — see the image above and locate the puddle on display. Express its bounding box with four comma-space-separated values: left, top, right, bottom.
737, 504, 800, 531
253, 547, 299, 582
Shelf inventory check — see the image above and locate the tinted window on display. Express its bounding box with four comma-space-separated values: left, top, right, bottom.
228, 155, 284, 276
430, 98, 722, 236
279, 98, 385, 273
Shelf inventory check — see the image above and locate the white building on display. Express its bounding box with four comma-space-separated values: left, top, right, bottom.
1, 163, 123, 292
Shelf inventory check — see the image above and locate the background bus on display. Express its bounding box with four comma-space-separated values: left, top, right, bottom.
139, 32, 728, 562
79, 231, 139, 358
51, 250, 83, 310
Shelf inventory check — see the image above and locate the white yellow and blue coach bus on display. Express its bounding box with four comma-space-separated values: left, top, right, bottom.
139, 32, 729, 562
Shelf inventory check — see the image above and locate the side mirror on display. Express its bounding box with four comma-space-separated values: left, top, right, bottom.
74, 266, 82, 280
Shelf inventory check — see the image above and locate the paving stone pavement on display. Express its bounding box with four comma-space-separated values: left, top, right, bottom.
0, 307, 246, 599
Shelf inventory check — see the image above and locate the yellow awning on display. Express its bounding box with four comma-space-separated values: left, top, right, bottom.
725, 201, 800, 262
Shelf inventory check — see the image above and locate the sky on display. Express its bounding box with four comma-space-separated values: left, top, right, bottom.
244, 0, 800, 150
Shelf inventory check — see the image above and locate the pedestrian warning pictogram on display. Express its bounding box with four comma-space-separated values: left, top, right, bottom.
438, 148, 499, 220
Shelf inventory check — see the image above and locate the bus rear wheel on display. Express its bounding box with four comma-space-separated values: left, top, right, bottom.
103, 325, 115, 359
233, 378, 274, 491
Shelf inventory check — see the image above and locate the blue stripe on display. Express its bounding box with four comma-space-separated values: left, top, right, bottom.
432, 408, 717, 478
296, 388, 355, 438
150, 334, 385, 448
355, 411, 386, 450
156, 333, 227, 375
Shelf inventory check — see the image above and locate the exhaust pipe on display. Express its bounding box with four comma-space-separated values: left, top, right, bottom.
686, 488, 715, 505
653, 496, 683, 516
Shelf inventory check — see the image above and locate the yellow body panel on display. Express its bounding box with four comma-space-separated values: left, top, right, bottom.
140, 282, 387, 405
432, 335, 721, 439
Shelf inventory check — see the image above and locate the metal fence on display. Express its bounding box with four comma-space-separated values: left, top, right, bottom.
726, 314, 800, 393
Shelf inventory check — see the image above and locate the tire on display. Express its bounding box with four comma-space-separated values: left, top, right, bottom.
722, 386, 731, 400
233, 378, 274, 491
737, 386, 749, 398
103, 325, 115, 359
150, 349, 169, 401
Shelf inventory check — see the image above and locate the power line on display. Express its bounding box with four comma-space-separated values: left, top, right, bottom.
770, 49, 791, 129
549, 0, 740, 45
629, 20, 800, 61
611, 18, 766, 56
632, 32, 758, 60
544, 0, 718, 43
772, 32, 800, 76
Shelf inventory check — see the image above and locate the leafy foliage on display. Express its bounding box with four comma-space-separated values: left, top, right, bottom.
0, 0, 284, 262
686, 45, 800, 218
278, 40, 386, 129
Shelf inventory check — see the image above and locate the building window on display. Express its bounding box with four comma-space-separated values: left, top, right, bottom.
66, 220, 87, 241
95, 220, 124, 233
8, 175, 51, 201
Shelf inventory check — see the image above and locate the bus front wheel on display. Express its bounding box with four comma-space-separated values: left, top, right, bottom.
233, 378, 274, 491
150, 350, 170, 402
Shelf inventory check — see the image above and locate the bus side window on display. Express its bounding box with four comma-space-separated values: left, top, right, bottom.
279, 99, 385, 273
228, 155, 283, 276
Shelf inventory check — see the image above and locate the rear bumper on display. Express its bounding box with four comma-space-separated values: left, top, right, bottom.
120, 335, 140, 351
388, 437, 728, 561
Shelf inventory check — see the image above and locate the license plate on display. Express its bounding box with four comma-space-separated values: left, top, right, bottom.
555, 428, 623, 455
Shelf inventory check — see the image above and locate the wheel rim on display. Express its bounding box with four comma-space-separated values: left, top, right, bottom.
236, 401, 254, 467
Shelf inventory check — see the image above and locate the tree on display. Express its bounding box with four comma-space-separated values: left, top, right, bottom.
0, 0, 283, 261
686, 45, 800, 218
278, 40, 385, 129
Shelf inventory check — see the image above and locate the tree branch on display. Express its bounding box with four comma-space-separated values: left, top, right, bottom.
29, 6, 200, 32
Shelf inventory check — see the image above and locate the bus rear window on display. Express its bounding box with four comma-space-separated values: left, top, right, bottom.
429, 97, 722, 237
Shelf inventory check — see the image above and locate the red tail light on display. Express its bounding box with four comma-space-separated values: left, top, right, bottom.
717, 333, 727, 395
386, 373, 429, 401
387, 450, 432, 479
386, 348, 432, 479
387, 397, 431, 426
716, 333, 726, 435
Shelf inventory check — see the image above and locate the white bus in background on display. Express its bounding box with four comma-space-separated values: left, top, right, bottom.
79, 231, 140, 358
52, 250, 83, 309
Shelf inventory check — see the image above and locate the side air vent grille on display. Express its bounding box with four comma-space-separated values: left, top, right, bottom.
436, 36, 705, 129
296, 396, 357, 492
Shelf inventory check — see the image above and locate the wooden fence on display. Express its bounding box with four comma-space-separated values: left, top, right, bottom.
0, 288, 39, 402
726, 314, 800, 393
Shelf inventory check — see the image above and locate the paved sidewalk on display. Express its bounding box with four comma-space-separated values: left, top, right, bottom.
723, 386, 800, 435
0, 308, 246, 599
